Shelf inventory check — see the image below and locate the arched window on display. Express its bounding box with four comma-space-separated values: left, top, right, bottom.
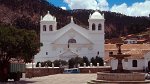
132, 60, 137, 67
98, 24, 102, 30
49, 25, 53, 31
92, 23, 95, 31
43, 25, 46, 31
68, 38, 76, 43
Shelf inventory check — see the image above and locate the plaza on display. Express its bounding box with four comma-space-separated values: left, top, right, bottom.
7, 74, 96, 84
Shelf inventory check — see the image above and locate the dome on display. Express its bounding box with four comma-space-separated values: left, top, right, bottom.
42, 11, 56, 21
90, 11, 104, 19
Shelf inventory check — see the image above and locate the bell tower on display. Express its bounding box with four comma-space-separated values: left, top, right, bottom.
88, 11, 104, 33
40, 11, 57, 33
88, 11, 105, 58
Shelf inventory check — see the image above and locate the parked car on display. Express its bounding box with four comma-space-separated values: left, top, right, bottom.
64, 68, 80, 74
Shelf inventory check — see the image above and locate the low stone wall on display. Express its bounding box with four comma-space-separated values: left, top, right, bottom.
26, 68, 64, 78
25, 66, 111, 78
97, 72, 145, 81
79, 66, 111, 73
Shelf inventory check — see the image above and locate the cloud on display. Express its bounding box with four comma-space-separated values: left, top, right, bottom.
64, 0, 150, 16
110, 3, 128, 15
97, 0, 109, 11
61, 6, 67, 10
64, 0, 108, 10
64, 0, 98, 10
110, 0, 150, 16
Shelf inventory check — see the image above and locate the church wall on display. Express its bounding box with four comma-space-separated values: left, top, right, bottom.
41, 33, 56, 43
54, 30, 91, 44
34, 43, 52, 62
89, 33, 105, 58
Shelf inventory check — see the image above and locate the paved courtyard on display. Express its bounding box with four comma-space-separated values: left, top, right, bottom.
5, 74, 96, 84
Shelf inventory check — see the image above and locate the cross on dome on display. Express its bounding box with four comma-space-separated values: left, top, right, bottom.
90, 10, 104, 19
41, 11, 56, 21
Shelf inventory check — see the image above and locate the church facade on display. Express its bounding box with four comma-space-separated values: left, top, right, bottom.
34, 11, 105, 63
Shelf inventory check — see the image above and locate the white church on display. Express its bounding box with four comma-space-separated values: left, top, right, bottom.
33, 10, 150, 72
34, 11, 105, 63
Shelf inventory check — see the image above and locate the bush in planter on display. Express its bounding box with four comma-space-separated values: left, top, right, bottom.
36, 62, 40, 67
90, 56, 104, 66
83, 56, 90, 66
40, 60, 52, 67
68, 56, 83, 68
53, 60, 68, 67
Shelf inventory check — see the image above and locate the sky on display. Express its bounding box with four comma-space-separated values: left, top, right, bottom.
48, 0, 150, 16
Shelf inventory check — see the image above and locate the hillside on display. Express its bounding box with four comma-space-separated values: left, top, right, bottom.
0, 0, 71, 32
0, 0, 150, 39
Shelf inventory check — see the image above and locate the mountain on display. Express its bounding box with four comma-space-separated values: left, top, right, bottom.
0, 0, 150, 39
0, 0, 71, 32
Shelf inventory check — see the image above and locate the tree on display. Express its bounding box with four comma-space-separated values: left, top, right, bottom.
53, 60, 60, 67
83, 56, 90, 66
95, 56, 104, 66
36, 62, 41, 67
68, 56, 83, 68
90, 57, 96, 66
0, 25, 40, 81
59, 60, 68, 66
45, 60, 52, 67
68, 58, 75, 68
90, 56, 104, 66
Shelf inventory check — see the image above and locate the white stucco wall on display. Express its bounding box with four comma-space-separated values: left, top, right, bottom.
111, 58, 144, 70
144, 52, 150, 68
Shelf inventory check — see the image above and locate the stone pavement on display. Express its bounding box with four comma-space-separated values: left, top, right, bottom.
3, 74, 96, 84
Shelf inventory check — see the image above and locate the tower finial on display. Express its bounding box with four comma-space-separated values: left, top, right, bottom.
89, 13, 92, 19
96, 6, 99, 11
103, 13, 104, 17
48, 11, 50, 14
41, 16, 43, 20
71, 16, 74, 23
